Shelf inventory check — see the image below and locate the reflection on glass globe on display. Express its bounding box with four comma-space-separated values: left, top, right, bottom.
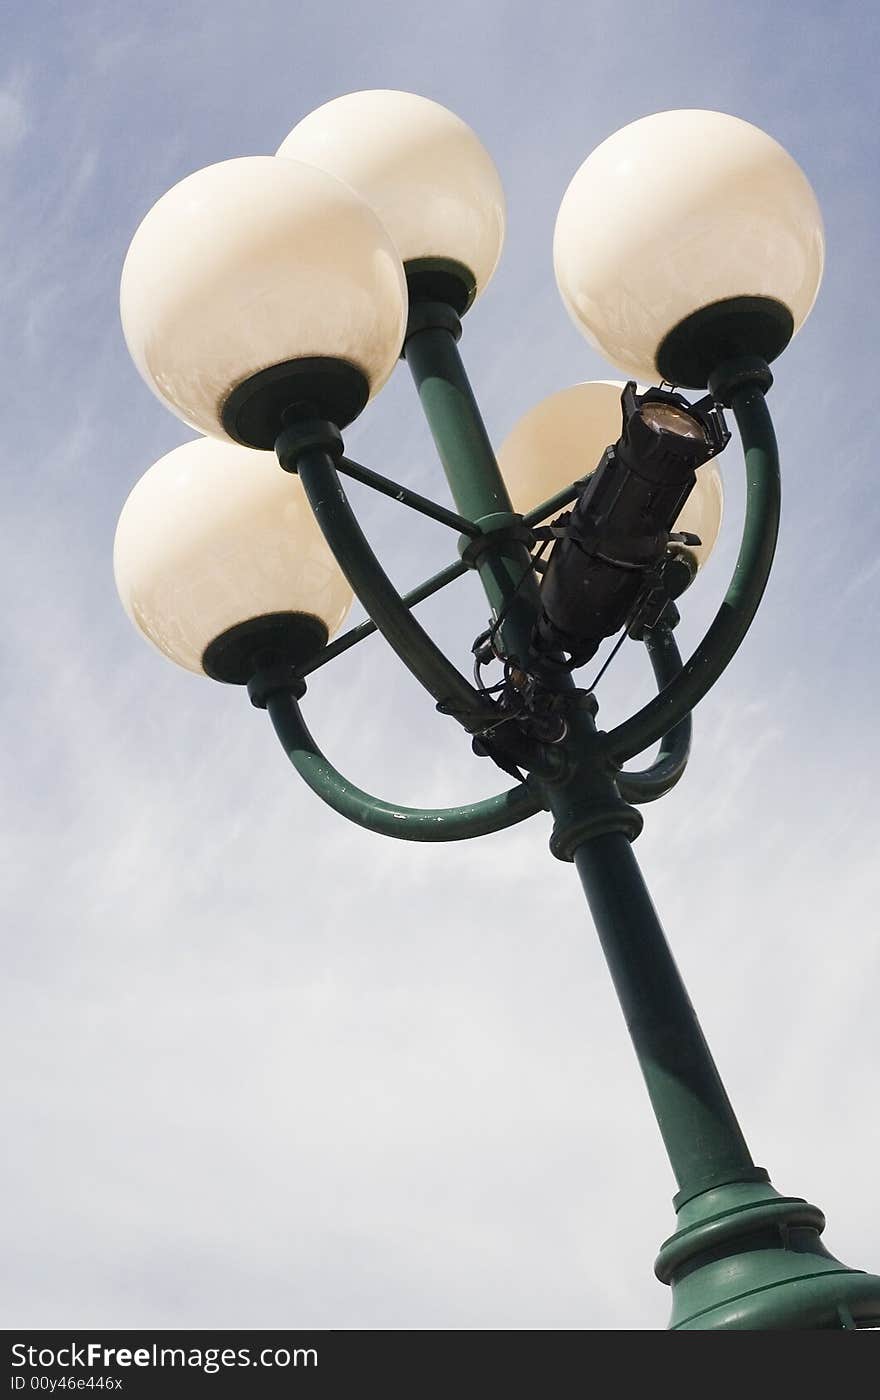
114, 437, 354, 681
553, 110, 824, 386
120, 157, 408, 445
277, 90, 506, 311
497, 381, 723, 568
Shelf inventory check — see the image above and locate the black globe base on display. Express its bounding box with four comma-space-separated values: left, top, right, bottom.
221, 358, 369, 450
202, 611, 328, 684
656, 296, 794, 390
405, 257, 477, 316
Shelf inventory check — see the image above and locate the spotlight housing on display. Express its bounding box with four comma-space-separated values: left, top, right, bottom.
532, 384, 730, 667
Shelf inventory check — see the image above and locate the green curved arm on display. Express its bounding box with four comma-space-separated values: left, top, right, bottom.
602, 373, 780, 765
294, 444, 489, 731
266, 690, 545, 841
617, 625, 692, 804
293, 444, 566, 781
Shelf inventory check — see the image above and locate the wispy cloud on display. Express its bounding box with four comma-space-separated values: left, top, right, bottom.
0, 73, 27, 153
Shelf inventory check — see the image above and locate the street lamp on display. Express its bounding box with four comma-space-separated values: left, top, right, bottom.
113, 91, 880, 1329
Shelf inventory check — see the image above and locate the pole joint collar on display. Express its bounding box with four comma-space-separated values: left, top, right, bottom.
550, 803, 644, 861
459, 511, 535, 567
248, 666, 307, 710
403, 300, 462, 347
275, 418, 344, 474
708, 356, 773, 407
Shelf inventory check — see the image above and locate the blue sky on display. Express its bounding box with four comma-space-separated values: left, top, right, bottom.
2, 0, 878, 1330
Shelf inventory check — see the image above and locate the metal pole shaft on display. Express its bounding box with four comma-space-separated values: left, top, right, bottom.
403, 320, 514, 521
405, 310, 761, 1203
572, 833, 758, 1200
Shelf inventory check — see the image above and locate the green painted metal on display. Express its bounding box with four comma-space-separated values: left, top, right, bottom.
293, 444, 491, 733
399, 323, 880, 1328
337, 455, 481, 537
572, 830, 761, 1198
295, 479, 585, 680
522, 481, 585, 528
402, 315, 739, 1211
404, 316, 543, 665
403, 312, 607, 804
402, 308, 643, 858
293, 442, 566, 781
602, 373, 780, 764
403, 317, 514, 523
264, 618, 687, 852
656, 1179, 880, 1329
267, 319, 878, 1328
616, 624, 692, 804
266, 690, 545, 840
297, 558, 470, 676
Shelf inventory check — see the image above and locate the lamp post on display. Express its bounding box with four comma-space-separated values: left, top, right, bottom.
113, 91, 880, 1329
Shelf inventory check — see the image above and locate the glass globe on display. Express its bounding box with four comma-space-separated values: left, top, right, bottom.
277, 90, 506, 310
672, 459, 723, 570
120, 157, 408, 444
553, 110, 824, 386
497, 381, 723, 568
114, 437, 354, 680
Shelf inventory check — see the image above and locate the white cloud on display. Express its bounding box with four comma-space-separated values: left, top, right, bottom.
0, 82, 26, 153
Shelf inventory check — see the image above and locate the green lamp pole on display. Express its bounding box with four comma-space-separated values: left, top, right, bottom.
263, 315, 880, 1331
116, 95, 878, 1321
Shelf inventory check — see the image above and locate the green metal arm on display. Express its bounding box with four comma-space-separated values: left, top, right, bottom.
266, 690, 544, 840
293, 443, 566, 780
602, 376, 780, 764
297, 557, 469, 677
295, 484, 583, 681
617, 624, 692, 805
336, 455, 481, 537
294, 443, 492, 732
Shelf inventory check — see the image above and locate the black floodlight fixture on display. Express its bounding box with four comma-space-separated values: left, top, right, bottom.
530, 384, 730, 668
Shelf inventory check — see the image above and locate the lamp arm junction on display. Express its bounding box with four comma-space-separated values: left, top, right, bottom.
293, 485, 587, 682
292, 442, 492, 732
602, 359, 780, 766
290, 441, 567, 781
265, 690, 545, 841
